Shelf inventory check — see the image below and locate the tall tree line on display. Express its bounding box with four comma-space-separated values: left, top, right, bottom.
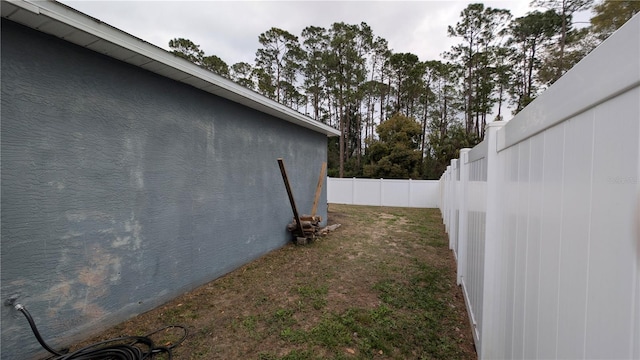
169, 0, 637, 179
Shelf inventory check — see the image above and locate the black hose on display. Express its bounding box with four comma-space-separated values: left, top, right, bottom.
15, 304, 63, 356
15, 304, 188, 360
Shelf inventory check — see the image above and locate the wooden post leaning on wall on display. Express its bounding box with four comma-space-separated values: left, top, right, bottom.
311, 162, 327, 217
277, 158, 304, 238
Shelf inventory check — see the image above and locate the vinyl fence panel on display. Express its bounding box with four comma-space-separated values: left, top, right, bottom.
327, 178, 440, 208
440, 14, 640, 360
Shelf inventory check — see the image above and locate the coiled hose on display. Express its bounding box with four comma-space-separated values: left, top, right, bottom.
15, 304, 187, 360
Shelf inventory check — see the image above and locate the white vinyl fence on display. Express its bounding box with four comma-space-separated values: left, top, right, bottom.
440, 15, 640, 360
327, 177, 440, 208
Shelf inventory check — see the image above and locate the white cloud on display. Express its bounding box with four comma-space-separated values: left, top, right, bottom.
61, 0, 539, 66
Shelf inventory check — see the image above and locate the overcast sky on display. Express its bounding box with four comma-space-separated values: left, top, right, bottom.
58, 0, 568, 66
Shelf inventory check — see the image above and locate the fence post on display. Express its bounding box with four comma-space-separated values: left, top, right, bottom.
379, 178, 383, 206
457, 149, 471, 286
351, 177, 356, 205
446, 165, 452, 232
450, 160, 458, 253
443, 167, 450, 232
408, 178, 412, 207
478, 122, 505, 359
439, 176, 443, 211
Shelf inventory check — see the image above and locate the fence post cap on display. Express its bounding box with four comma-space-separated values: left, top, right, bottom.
486, 121, 505, 129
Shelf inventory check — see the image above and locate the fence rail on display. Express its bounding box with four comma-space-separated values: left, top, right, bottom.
327, 177, 439, 208
440, 15, 640, 360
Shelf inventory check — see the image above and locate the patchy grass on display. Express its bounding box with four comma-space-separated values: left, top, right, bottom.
71, 205, 475, 359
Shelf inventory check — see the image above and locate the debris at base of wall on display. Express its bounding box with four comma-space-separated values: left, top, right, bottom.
286, 214, 321, 244
278, 158, 336, 245
286, 215, 341, 245
318, 223, 341, 235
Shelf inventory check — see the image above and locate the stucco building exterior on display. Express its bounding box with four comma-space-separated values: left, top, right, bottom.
0, 2, 339, 358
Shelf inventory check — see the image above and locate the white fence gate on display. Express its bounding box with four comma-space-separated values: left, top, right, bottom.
440, 15, 640, 360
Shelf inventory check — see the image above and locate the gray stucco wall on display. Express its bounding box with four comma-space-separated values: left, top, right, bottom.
0, 20, 328, 359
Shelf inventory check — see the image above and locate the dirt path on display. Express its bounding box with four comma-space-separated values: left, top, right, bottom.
71, 205, 476, 359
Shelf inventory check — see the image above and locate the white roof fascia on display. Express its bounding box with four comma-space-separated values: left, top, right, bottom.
2, 0, 341, 137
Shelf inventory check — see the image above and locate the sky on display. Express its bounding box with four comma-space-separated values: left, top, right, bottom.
58, 0, 553, 67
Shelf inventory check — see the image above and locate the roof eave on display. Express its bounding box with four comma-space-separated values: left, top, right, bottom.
1, 0, 341, 137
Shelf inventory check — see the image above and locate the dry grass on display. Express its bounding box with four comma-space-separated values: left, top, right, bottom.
70, 204, 476, 359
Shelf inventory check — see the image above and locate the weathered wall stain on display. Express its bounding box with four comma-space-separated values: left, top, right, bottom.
1, 19, 329, 359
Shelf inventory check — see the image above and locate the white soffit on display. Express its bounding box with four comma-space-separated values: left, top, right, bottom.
1, 0, 341, 137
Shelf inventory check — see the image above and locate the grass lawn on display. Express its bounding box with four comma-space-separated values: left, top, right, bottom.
72, 204, 476, 359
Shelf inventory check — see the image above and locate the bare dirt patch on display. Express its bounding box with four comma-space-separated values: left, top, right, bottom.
68, 205, 476, 359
